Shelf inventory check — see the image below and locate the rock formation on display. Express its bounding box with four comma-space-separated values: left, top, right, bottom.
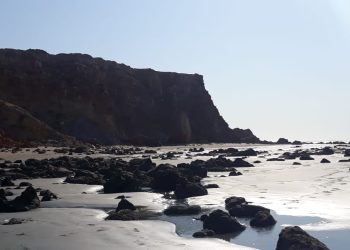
0, 48, 259, 145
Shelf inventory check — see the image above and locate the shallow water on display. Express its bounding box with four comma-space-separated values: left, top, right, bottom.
1, 143, 350, 249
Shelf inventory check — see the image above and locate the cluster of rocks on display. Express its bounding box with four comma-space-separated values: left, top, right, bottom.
0, 186, 40, 212
197, 148, 258, 157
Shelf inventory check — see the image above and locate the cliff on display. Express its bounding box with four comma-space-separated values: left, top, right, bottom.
0, 48, 259, 145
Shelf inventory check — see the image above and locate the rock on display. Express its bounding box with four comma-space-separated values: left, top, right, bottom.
253, 160, 262, 164
345, 149, 350, 157
192, 229, 215, 238
300, 154, 314, 160
225, 196, 247, 210
229, 170, 242, 176
228, 204, 270, 217
267, 158, 285, 162
103, 171, 140, 193
339, 159, 350, 162
293, 162, 302, 165
164, 204, 201, 215
105, 209, 140, 221
19, 181, 32, 187
314, 147, 334, 155
65, 175, 103, 185
202, 209, 245, 234
249, 210, 277, 227
320, 158, 330, 164
1, 177, 15, 187
116, 198, 136, 212
40, 190, 58, 201
231, 158, 254, 168
292, 140, 302, 145
150, 165, 182, 191
277, 138, 290, 144
174, 182, 208, 199
204, 184, 219, 189
1, 186, 40, 212
276, 226, 330, 250
235, 148, 258, 156
3, 218, 25, 225
129, 158, 155, 172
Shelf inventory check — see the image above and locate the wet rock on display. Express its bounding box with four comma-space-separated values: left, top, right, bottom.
339, 159, 350, 162
40, 190, 58, 201
300, 154, 314, 160
1, 186, 40, 212
3, 218, 25, 225
276, 226, 329, 250
235, 148, 258, 157
250, 210, 276, 227
192, 229, 215, 238
103, 171, 140, 193
228, 204, 269, 217
129, 158, 155, 172
65, 175, 103, 185
314, 147, 334, 155
267, 158, 285, 162
202, 209, 245, 234
204, 184, 219, 189
229, 170, 242, 176
1, 177, 15, 187
150, 164, 182, 191
177, 161, 208, 178
163, 204, 201, 215
174, 182, 208, 199
231, 158, 254, 168
344, 149, 350, 157
19, 181, 32, 187
116, 198, 136, 212
225, 196, 247, 210
277, 138, 290, 144
320, 158, 330, 164
293, 162, 302, 165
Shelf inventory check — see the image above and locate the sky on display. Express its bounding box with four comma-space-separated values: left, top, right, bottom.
0, 0, 349, 142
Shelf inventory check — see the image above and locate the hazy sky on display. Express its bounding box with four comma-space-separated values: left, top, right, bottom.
1, 0, 349, 142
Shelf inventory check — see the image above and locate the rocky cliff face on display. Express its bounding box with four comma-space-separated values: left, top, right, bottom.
0, 48, 259, 145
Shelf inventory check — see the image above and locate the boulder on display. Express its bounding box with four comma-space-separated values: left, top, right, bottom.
129, 158, 155, 172
235, 148, 258, 156
1, 186, 40, 212
345, 149, 350, 157
229, 170, 242, 176
163, 204, 201, 215
19, 181, 32, 187
150, 164, 182, 191
103, 171, 140, 193
174, 182, 208, 199
231, 158, 254, 168
3, 218, 25, 225
250, 210, 276, 227
276, 226, 329, 250
204, 184, 219, 189
300, 154, 314, 160
228, 204, 269, 217
1, 177, 15, 187
203, 209, 245, 234
192, 229, 215, 238
277, 138, 290, 144
225, 196, 247, 210
320, 158, 330, 164
116, 198, 136, 212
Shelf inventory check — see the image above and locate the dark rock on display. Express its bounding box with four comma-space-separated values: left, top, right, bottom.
267, 158, 285, 162
116, 198, 136, 212
1, 186, 40, 212
300, 154, 314, 160
314, 147, 334, 155
103, 171, 140, 193
225, 196, 247, 210
228, 204, 269, 217
3, 218, 25, 225
276, 226, 330, 250
174, 182, 208, 199
235, 148, 258, 156
129, 158, 155, 172
150, 164, 182, 191
339, 159, 350, 162
231, 158, 254, 168
203, 209, 245, 234
229, 170, 242, 176
345, 149, 350, 157
65, 175, 103, 185
249, 210, 277, 227
204, 184, 219, 189
293, 162, 302, 165
1, 177, 15, 187
320, 158, 330, 164
40, 190, 58, 201
192, 229, 215, 238
277, 138, 290, 144
19, 182, 32, 187
163, 204, 201, 215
